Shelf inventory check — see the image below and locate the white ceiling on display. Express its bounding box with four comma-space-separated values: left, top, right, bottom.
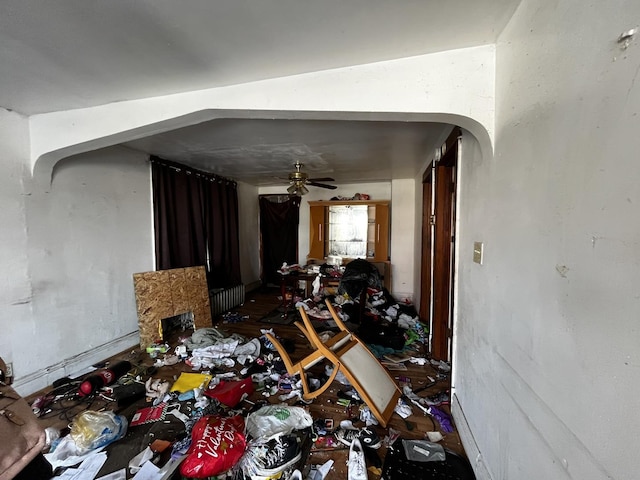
1, 1, 520, 186
122, 118, 448, 186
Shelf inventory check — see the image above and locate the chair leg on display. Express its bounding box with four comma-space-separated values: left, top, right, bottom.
265, 332, 337, 400
265, 333, 296, 372
300, 363, 341, 400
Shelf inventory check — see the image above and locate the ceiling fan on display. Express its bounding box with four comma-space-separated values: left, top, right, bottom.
286, 161, 337, 195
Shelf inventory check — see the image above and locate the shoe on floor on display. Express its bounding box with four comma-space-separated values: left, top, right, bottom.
334, 426, 382, 449
425, 389, 450, 406
289, 469, 303, 480
254, 434, 302, 476
347, 438, 368, 480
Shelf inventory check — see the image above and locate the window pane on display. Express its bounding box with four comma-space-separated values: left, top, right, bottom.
328, 205, 368, 258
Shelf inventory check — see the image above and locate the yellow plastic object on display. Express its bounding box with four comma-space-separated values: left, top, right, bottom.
70, 410, 127, 451
169, 372, 212, 393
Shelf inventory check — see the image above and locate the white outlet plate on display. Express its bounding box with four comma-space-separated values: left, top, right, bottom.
473, 242, 484, 264
5, 362, 13, 378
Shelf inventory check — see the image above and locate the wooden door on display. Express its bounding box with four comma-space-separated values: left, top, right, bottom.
421, 128, 460, 361
308, 204, 326, 259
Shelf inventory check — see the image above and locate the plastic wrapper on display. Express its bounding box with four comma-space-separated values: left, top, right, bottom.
70, 410, 128, 452
428, 405, 454, 433
245, 405, 312, 439
402, 439, 446, 462
180, 415, 246, 478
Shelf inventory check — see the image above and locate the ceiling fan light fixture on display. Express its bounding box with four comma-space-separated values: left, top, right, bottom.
284, 161, 334, 194
287, 182, 309, 196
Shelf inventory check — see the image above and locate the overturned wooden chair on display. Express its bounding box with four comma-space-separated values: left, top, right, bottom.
265, 299, 402, 427
264, 308, 353, 401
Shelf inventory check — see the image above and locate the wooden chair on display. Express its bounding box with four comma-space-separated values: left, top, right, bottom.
264, 306, 353, 400
267, 300, 401, 427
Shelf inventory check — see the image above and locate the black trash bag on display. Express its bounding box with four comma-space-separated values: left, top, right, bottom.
357, 314, 406, 350
340, 302, 362, 324
396, 301, 420, 318
338, 259, 383, 299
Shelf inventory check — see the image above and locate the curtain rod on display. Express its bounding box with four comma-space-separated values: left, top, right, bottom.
150, 155, 237, 187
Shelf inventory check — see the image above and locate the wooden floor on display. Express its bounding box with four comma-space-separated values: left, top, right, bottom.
27, 287, 466, 479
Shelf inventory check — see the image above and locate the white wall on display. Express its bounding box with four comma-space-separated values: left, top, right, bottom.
390, 178, 416, 301
10, 147, 154, 394
0, 109, 34, 384
453, 1, 640, 479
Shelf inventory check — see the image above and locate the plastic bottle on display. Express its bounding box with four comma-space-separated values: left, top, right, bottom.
44, 427, 61, 453
78, 360, 132, 396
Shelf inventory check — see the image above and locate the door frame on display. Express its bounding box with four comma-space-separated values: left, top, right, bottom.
420, 127, 461, 361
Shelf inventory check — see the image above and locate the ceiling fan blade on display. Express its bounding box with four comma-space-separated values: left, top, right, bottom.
307, 177, 335, 182
308, 181, 338, 190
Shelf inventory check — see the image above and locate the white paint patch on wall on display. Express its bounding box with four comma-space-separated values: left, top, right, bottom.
15, 146, 153, 394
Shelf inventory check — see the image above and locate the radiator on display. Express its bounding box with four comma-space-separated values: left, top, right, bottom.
210, 284, 245, 317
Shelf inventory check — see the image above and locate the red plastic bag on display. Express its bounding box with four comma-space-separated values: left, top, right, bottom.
204, 378, 254, 407
180, 415, 246, 478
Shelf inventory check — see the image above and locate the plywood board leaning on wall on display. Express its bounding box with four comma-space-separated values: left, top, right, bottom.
133, 266, 212, 349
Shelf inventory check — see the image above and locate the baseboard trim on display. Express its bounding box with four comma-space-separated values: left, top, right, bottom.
451, 392, 494, 480
13, 331, 140, 396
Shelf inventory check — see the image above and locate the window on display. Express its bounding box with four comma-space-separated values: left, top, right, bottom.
327, 205, 368, 258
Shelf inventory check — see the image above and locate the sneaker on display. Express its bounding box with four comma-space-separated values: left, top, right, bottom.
425, 390, 450, 406
335, 427, 381, 449
347, 438, 368, 480
254, 434, 302, 476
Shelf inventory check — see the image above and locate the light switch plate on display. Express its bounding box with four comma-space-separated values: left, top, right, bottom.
473, 242, 483, 264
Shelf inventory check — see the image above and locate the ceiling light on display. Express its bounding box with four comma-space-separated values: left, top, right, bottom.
287, 183, 309, 196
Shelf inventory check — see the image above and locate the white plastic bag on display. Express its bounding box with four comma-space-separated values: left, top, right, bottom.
245, 405, 312, 439
70, 410, 128, 452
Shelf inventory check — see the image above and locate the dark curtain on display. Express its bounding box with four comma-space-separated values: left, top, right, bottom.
152, 162, 207, 269
152, 157, 241, 288
259, 195, 300, 285
205, 178, 241, 288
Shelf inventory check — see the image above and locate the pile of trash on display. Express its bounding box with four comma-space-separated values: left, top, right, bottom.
297, 288, 427, 354
31, 320, 453, 480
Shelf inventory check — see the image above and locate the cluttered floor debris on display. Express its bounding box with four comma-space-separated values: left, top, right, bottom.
24, 287, 474, 480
